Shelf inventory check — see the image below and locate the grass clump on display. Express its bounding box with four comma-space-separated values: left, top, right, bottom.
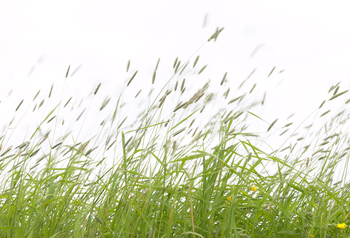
1, 28, 350, 238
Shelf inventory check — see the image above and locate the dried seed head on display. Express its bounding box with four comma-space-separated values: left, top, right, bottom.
52, 142, 62, 149
181, 87, 186, 94
223, 88, 230, 99
280, 146, 290, 152
127, 71, 138, 86
261, 91, 266, 105
173, 102, 186, 112
100, 98, 111, 110
148, 88, 154, 97
94, 83, 101, 95
192, 127, 198, 137
320, 110, 331, 117
189, 119, 195, 128
204, 93, 214, 104
16, 100, 24, 111
181, 78, 186, 91
268, 66, 276, 77
164, 119, 170, 127
228, 96, 241, 104
0, 146, 12, 157
233, 111, 244, 119
126, 60, 130, 72
107, 140, 116, 151
279, 129, 288, 136
287, 113, 295, 119
319, 100, 326, 108
195, 92, 205, 103
172, 140, 177, 152
329, 90, 348, 101
198, 65, 207, 75
224, 110, 233, 122
152, 71, 156, 84
304, 124, 312, 129
77, 140, 90, 154
15, 141, 30, 150
202, 80, 210, 91
175, 60, 181, 73
155, 58, 160, 71
179, 62, 189, 75
33, 90, 40, 101
49, 84, 53, 98
64, 97, 72, 107
85, 146, 98, 156
239, 79, 248, 89
191, 130, 202, 144
247, 68, 256, 80
76, 108, 86, 121
47, 116, 56, 124
173, 57, 178, 69
117, 117, 127, 130
249, 83, 256, 94
135, 90, 142, 98
267, 118, 278, 132
208, 27, 224, 42
158, 97, 166, 108
220, 72, 227, 85
124, 136, 133, 148
283, 122, 293, 128
333, 86, 339, 95
66, 65, 71, 78
193, 55, 200, 68
9, 116, 15, 126
173, 127, 186, 137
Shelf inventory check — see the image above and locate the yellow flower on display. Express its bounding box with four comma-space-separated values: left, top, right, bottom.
337, 223, 346, 229
227, 196, 231, 202
310, 235, 314, 238
251, 185, 258, 191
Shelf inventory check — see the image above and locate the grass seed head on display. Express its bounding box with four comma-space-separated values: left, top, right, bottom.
16, 100, 24, 111
65, 65, 70, 78
49, 84, 53, 98
94, 83, 101, 95
33, 90, 40, 101
193, 55, 200, 68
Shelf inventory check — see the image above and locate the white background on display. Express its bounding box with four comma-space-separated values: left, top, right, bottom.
1, 0, 350, 177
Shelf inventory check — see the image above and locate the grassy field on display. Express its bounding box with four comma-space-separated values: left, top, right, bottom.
1, 28, 350, 238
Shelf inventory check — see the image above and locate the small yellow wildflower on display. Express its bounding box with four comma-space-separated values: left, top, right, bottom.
310, 235, 314, 238
251, 185, 258, 191
227, 196, 232, 202
337, 223, 346, 229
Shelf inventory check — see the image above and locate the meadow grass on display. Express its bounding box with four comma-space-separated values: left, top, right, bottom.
1, 28, 350, 238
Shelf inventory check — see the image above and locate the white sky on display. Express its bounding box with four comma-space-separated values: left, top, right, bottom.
1, 0, 350, 179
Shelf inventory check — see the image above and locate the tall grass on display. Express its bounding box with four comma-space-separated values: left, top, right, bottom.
1, 28, 350, 238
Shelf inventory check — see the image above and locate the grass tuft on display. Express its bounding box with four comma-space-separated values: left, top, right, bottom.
1, 29, 350, 238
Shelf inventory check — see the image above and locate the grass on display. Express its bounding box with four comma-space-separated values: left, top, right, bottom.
1, 28, 350, 238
